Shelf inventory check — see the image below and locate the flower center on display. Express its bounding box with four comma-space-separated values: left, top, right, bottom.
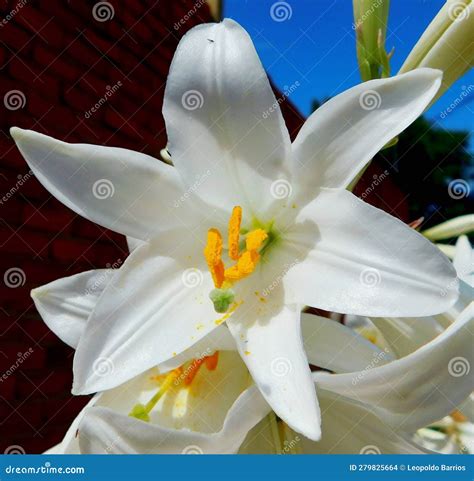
129, 352, 220, 422
204, 206, 268, 313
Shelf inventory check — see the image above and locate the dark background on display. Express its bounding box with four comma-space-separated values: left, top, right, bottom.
0, 0, 471, 453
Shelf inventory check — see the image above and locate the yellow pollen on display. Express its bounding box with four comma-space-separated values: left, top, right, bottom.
246, 229, 268, 251
228, 206, 242, 260
204, 228, 225, 288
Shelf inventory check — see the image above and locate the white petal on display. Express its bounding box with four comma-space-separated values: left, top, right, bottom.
126, 236, 146, 253
72, 228, 225, 394
79, 385, 269, 454
314, 303, 474, 432
300, 390, 428, 454
454, 236, 473, 287
157, 325, 236, 372
281, 188, 458, 316
227, 305, 321, 441
291, 69, 441, 193
10, 128, 205, 240
301, 313, 392, 373
163, 19, 291, 214
31, 270, 115, 349
371, 316, 444, 358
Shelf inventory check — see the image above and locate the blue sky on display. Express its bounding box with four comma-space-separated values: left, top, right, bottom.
224, 0, 473, 144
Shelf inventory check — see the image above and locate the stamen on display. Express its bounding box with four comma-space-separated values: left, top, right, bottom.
228, 206, 242, 260
224, 250, 260, 281
246, 229, 268, 251
129, 369, 181, 422
184, 351, 220, 386
204, 228, 225, 288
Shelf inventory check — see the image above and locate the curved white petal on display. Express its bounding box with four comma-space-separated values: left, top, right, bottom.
79, 385, 269, 454
454, 236, 473, 287
314, 303, 474, 432
72, 228, 226, 395
10, 128, 205, 240
371, 316, 444, 358
31, 270, 115, 349
301, 313, 393, 373
292, 69, 442, 193
281, 188, 458, 316
126, 236, 146, 253
163, 19, 291, 215
227, 305, 321, 441
300, 390, 428, 454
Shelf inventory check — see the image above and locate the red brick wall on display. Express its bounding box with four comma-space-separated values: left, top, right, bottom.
0, 0, 307, 453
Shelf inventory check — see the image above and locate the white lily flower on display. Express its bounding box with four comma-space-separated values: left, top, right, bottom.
35, 270, 472, 454
12, 19, 458, 440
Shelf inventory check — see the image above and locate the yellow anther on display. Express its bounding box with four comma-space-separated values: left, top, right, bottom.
204, 228, 225, 288
246, 229, 268, 251
228, 206, 242, 261
224, 250, 260, 281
